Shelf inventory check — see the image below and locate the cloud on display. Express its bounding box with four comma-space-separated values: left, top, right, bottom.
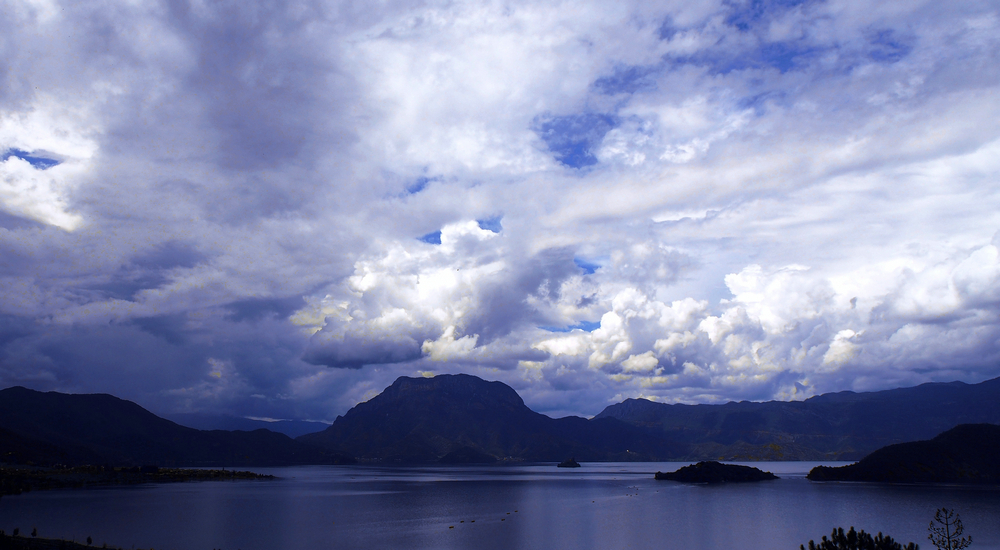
0, 0, 997, 421
0, 96, 99, 230
297, 220, 584, 369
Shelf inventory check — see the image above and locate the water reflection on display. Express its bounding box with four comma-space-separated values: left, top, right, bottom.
1, 462, 998, 550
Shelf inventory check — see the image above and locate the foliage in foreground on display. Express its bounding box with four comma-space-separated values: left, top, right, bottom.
803, 507, 978, 550
801, 527, 918, 550
928, 508, 972, 550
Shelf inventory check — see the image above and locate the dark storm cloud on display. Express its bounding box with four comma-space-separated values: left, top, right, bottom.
302, 332, 425, 370
134, 0, 350, 173
130, 314, 191, 347
0, 314, 34, 348
224, 296, 306, 323
463, 247, 582, 343
0, 211, 44, 231
83, 242, 208, 301
131, 241, 206, 270
174, 5, 320, 169
0, 237, 41, 276
0, 322, 203, 393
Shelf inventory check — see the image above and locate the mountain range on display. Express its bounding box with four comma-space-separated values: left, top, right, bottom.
297, 374, 679, 462
299, 374, 1000, 462
0, 386, 352, 467
163, 412, 330, 439
593, 377, 1000, 460
2, 374, 999, 466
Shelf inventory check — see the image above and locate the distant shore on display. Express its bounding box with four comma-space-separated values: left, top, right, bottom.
0, 464, 273, 497
0, 531, 125, 549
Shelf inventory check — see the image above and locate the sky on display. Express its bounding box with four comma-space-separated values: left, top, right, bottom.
1, 0, 999, 422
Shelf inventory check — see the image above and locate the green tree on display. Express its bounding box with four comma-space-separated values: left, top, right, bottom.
928, 508, 972, 550
801, 526, 919, 550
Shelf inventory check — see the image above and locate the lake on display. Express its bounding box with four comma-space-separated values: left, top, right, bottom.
2, 462, 999, 550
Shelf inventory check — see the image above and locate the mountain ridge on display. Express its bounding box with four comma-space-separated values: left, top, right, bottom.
807, 423, 1000, 483
0, 386, 353, 467
165, 412, 331, 439
4, 375, 999, 466
594, 377, 1000, 459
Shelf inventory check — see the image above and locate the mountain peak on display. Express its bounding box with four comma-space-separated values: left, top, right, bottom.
379, 373, 526, 408
593, 397, 667, 422
337, 374, 532, 428
298, 373, 676, 462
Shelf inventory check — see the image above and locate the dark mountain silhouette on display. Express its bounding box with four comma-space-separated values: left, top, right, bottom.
6, 375, 1000, 466
0, 387, 353, 467
438, 446, 498, 464
297, 374, 685, 462
594, 377, 1000, 459
166, 412, 330, 439
807, 423, 1000, 483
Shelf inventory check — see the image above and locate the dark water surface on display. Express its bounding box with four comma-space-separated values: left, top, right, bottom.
2, 462, 999, 550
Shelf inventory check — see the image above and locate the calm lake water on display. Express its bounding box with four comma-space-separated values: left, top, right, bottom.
2, 462, 999, 550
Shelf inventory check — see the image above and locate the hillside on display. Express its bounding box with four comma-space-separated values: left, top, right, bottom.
166, 413, 331, 438
807, 423, 1000, 483
0, 387, 353, 467
595, 377, 1000, 459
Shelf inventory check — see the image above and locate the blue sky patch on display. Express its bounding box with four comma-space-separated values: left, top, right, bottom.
657, 16, 679, 40
477, 216, 502, 233
418, 230, 442, 245
532, 113, 617, 168
541, 320, 601, 333
681, 39, 818, 74
406, 176, 435, 195
574, 257, 600, 274
593, 65, 658, 95
868, 29, 912, 63
3, 148, 60, 170
759, 42, 816, 73
725, 0, 811, 32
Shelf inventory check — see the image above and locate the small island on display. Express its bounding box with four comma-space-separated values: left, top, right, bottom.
655, 461, 778, 483
557, 457, 581, 468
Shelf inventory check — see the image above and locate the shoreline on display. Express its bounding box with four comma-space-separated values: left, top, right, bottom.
1, 465, 273, 497
0, 532, 125, 549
